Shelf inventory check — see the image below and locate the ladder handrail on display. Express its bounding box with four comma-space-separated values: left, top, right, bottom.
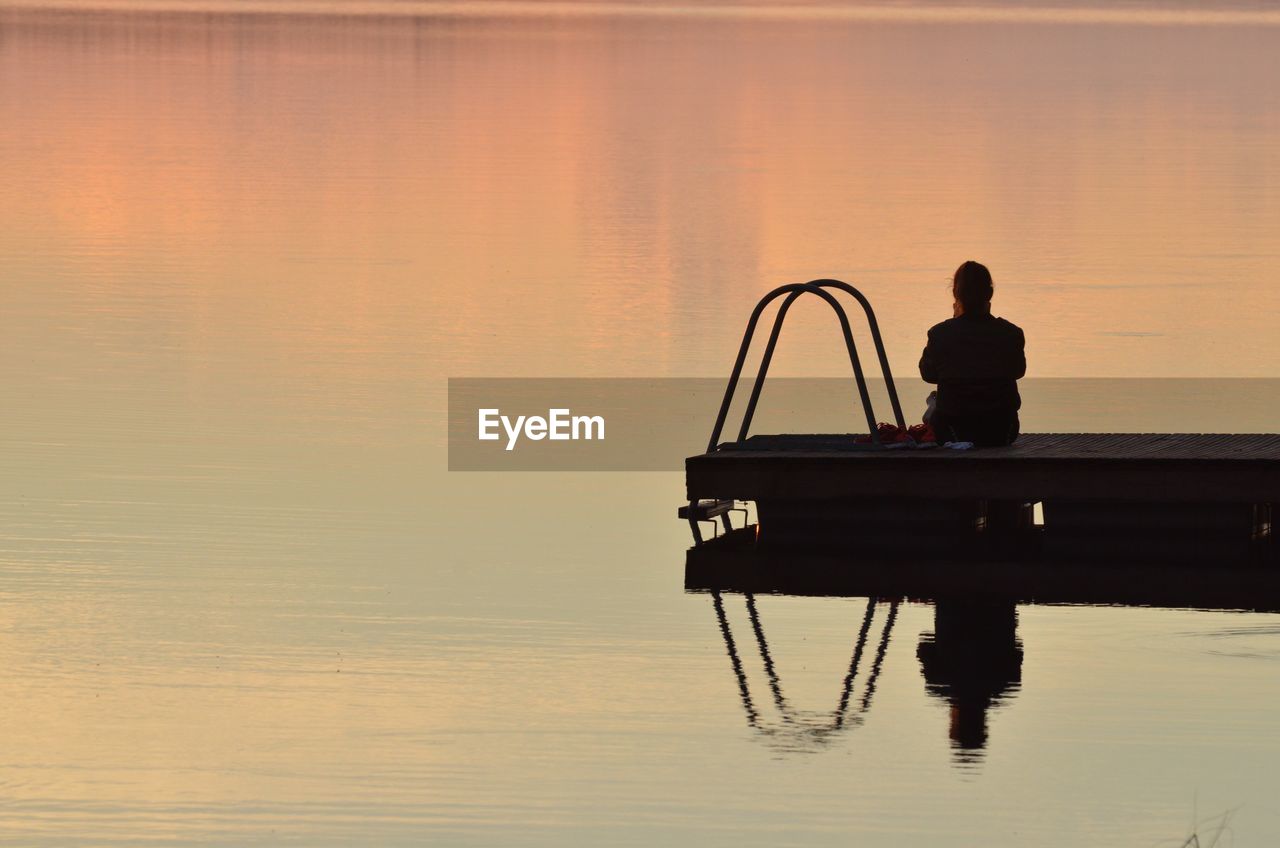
707, 282, 871, 451
706, 280, 904, 452
735, 279, 906, 443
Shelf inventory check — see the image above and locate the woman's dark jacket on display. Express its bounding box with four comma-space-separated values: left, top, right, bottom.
919, 313, 1026, 446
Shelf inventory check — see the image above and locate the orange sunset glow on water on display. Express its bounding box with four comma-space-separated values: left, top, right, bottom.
2, 3, 1280, 845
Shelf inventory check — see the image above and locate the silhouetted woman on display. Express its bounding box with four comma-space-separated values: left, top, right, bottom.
919, 261, 1025, 446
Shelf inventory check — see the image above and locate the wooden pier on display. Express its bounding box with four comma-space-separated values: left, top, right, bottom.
684, 433, 1280, 564
681, 282, 1280, 569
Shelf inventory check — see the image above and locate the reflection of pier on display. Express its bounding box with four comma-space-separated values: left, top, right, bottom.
687, 527, 1280, 612
711, 591, 899, 750
691, 535, 1280, 762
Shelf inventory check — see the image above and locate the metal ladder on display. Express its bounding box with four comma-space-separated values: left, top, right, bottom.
706, 279, 905, 452
683, 280, 905, 544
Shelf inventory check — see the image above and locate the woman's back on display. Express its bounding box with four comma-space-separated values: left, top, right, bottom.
919, 263, 1025, 446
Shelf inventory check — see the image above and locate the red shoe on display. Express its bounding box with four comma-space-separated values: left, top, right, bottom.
883, 423, 910, 443
856, 423, 909, 444
907, 423, 937, 445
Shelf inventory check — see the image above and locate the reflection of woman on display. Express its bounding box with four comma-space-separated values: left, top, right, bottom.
919, 261, 1026, 446
917, 601, 1023, 759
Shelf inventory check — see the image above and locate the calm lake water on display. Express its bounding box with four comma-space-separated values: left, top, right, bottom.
3, 2, 1280, 845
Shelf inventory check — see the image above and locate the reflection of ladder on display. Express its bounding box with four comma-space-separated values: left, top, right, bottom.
711, 592, 900, 748
706, 279, 905, 451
